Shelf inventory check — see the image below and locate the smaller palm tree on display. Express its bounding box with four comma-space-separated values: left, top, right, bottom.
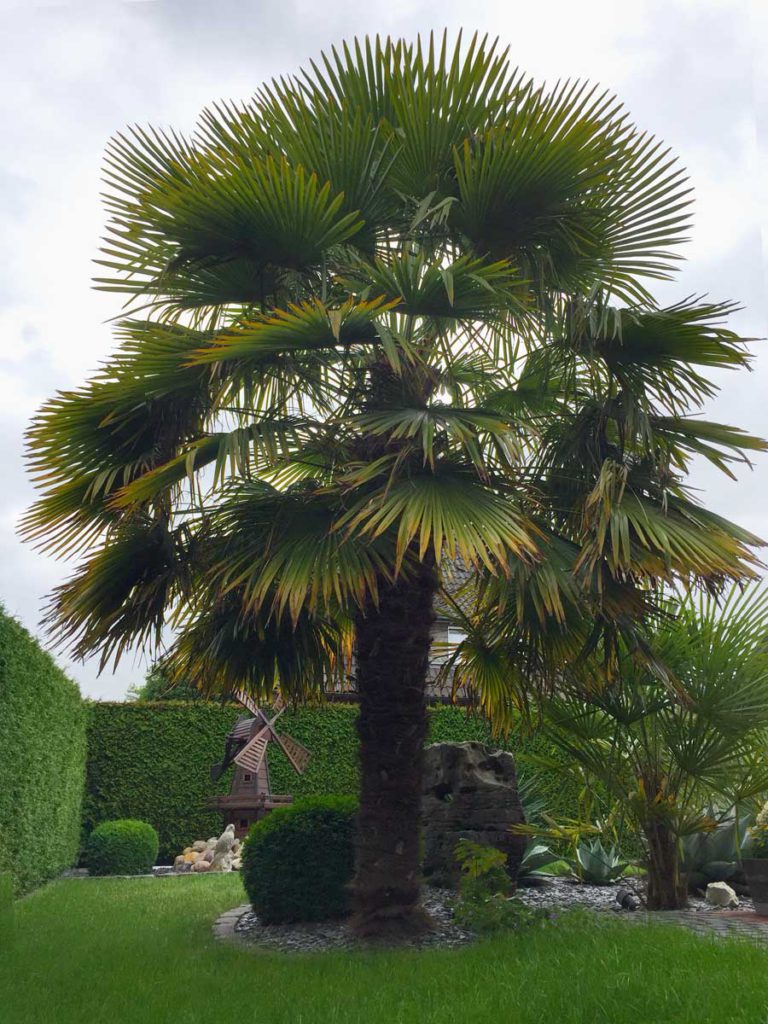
523, 586, 768, 909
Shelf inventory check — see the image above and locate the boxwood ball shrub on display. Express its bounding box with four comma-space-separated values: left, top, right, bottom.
86, 820, 159, 876
242, 796, 357, 923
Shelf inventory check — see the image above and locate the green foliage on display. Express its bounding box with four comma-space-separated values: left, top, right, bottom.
241, 795, 356, 923
23, 33, 762, 729
453, 839, 546, 934
7, 875, 768, 1024
570, 838, 628, 885
518, 841, 558, 884
83, 701, 242, 863
536, 585, 768, 904
455, 839, 511, 895
749, 802, 768, 859
83, 701, 591, 863
128, 663, 209, 702
86, 820, 159, 876
682, 811, 753, 890
0, 873, 12, 939
0, 608, 86, 896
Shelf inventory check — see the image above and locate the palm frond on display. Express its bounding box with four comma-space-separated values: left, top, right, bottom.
339, 465, 540, 572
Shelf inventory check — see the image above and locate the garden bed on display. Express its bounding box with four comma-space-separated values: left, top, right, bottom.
227, 875, 757, 954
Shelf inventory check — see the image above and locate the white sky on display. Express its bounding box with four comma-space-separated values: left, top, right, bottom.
0, 0, 765, 699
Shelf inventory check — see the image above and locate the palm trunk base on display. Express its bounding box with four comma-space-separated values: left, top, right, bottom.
350, 893, 433, 940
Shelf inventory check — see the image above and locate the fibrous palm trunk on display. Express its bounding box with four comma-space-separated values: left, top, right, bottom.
645, 820, 687, 910
351, 555, 438, 938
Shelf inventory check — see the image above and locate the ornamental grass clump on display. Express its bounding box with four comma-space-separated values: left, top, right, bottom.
241, 796, 356, 923
86, 820, 159, 876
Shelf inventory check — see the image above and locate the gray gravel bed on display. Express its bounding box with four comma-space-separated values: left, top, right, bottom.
515, 876, 755, 915
232, 877, 757, 954
234, 888, 473, 953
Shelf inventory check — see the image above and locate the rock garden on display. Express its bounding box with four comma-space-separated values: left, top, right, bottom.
171, 826, 243, 874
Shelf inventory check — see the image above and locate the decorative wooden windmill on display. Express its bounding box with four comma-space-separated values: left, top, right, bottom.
209, 691, 312, 837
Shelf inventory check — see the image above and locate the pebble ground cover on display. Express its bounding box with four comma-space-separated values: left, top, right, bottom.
3, 875, 767, 1024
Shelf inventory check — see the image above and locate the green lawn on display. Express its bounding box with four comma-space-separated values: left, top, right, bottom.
2, 876, 767, 1024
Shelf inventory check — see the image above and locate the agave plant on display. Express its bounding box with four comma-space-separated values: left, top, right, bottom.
572, 838, 628, 885
517, 841, 559, 886
23, 34, 764, 936
682, 811, 754, 894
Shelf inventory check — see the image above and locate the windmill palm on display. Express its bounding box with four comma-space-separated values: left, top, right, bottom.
528, 586, 768, 909
23, 34, 764, 936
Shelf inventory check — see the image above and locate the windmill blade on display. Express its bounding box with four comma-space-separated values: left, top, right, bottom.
233, 689, 261, 717
275, 732, 312, 774
234, 726, 270, 773
271, 692, 285, 715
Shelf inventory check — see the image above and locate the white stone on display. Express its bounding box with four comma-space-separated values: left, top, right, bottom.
192, 840, 207, 853
192, 858, 211, 873
705, 882, 739, 908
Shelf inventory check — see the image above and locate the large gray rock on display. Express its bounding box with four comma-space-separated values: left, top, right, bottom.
421, 741, 527, 886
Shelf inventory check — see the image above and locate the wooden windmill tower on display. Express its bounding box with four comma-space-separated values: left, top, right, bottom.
209, 691, 312, 837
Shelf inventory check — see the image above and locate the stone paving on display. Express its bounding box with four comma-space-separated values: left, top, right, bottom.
213, 904, 251, 945
633, 908, 768, 946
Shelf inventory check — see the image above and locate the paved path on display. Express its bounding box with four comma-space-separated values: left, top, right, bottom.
630, 909, 768, 946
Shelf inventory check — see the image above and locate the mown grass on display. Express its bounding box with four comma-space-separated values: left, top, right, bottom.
2, 875, 767, 1024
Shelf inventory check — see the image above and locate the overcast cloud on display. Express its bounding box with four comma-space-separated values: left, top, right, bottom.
0, 0, 765, 699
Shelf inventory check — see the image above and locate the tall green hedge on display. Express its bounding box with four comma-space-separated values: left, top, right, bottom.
0, 609, 86, 896
83, 702, 241, 864
85, 701, 587, 863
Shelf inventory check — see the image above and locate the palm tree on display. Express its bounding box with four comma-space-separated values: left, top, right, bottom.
23, 34, 763, 937
527, 587, 768, 909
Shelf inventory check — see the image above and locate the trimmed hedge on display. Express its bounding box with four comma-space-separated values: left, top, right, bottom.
242, 795, 357, 922
86, 819, 159, 876
0, 608, 86, 896
84, 702, 590, 864
83, 702, 242, 864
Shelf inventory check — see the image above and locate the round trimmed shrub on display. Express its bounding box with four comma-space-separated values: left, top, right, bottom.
242, 795, 356, 923
86, 819, 159, 876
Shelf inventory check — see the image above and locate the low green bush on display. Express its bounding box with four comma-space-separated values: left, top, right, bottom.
241, 795, 356, 923
452, 840, 547, 934
86, 820, 159, 876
